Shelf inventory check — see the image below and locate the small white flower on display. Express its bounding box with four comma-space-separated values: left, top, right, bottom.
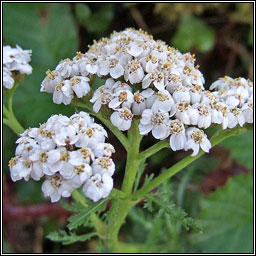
132, 89, 154, 115
165, 71, 183, 93
69, 163, 92, 188
42, 174, 74, 202
173, 85, 191, 103
151, 90, 175, 112
139, 109, 169, 139
92, 157, 115, 176
83, 173, 113, 202
98, 56, 124, 78
142, 70, 165, 90
53, 81, 74, 105
168, 119, 186, 151
128, 44, 144, 58
175, 101, 198, 125
227, 107, 246, 128
92, 143, 115, 158
40, 70, 63, 93
110, 108, 133, 131
140, 54, 159, 73
90, 86, 113, 113
151, 44, 168, 61
182, 65, 204, 87
124, 60, 144, 84
78, 55, 99, 75
15, 137, 39, 158
112, 81, 132, 93
184, 127, 211, 156
56, 58, 80, 78
69, 76, 91, 98
209, 101, 224, 124
54, 125, 79, 146
189, 85, 203, 104
200, 90, 216, 104
108, 89, 134, 109
193, 103, 212, 129
9, 157, 31, 181
210, 76, 234, 91
241, 100, 253, 123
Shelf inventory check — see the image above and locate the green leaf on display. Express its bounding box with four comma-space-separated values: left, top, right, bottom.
221, 132, 253, 169
146, 194, 202, 231
47, 230, 97, 245
172, 14, 215, 53
59, 199, 85, 212
67, 198, 108, 230
190, 173, 253, 253
75, 3, 91, 25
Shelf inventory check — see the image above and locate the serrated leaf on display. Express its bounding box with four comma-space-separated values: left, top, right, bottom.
221, 132, 253, 169
59, 199, 85, 212
142, 173, 155, 187
146, 194, 202, 231
172, 14, 215, 53
67, 198, 107, 230
190, 174, 253, 253
47, 230, 97, 245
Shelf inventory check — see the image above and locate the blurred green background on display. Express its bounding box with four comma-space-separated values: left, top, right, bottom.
3, 3, 253, 253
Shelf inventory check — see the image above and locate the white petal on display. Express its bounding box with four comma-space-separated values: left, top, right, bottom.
110, 64, 124, 79
152, 124, 168, 139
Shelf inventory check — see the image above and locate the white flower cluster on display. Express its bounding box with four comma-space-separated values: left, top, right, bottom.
40, 28, 253, 157
3, 45, 32, 89
8, 112, 115, 202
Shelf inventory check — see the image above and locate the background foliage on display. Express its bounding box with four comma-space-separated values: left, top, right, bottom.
3, 3, 253, 253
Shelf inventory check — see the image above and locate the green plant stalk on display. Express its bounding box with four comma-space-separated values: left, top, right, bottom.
3, 113, 24, 135
3, 83, 24, 135
104, 120, 142, 251
138, 139, 169, 161
121, 119, 143, 194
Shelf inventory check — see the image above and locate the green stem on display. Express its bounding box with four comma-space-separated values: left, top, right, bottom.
138, 139, 169, 161
105, 120, 143, 251
121, 120, 142, 194
3, 83, 24, 135
3, 105, 24, 135
3, 104, 10, 118
133, 126, 250, 201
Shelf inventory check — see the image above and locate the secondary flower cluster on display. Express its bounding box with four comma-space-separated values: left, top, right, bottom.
8, 112, 115, 202
3, 45, 32, 89
40, 28, 253, 157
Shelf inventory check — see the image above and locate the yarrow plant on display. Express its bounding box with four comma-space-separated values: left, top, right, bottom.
4, 28, 253, 252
